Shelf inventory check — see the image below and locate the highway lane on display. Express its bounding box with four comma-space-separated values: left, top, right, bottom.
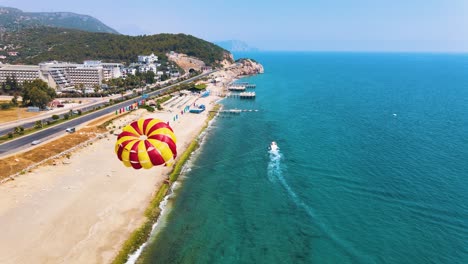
0, 71, 215, 157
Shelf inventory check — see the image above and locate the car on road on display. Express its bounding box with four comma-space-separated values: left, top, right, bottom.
31, 140, 41, 145
65, 127, 76, 133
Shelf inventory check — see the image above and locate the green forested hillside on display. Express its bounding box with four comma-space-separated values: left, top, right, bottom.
1, 27, 231, 66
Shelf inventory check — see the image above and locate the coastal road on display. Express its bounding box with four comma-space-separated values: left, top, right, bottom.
0, 70, 216, 157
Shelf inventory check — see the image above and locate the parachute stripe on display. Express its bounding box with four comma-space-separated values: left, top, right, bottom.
149, 134, 177, 158
138, 141, 153, 169
142, 119, 153, 136
120, 140, 138, 168
145, 140, 165, 166
130, 121, 143, 135
129, 141, 142, 169
137, 119, 147, 135
148, 128, 176, 144
147, 139, 173, 163
117, 131, 140, 140
116, 139, 134, 160
147, 122, 173, 136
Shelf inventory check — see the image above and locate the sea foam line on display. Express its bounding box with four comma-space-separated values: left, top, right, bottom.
125, 181, 179, 264
267, 147, 374, 263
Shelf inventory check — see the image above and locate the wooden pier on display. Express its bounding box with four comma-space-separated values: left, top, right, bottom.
228, 86, 246, 91
228, 82, 256, 91
239, 92, 256, 99
235, 82, 256, 88
211, 109, 259, 115
226, 92, 256, 99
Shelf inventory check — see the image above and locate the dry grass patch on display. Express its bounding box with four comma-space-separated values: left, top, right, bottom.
87, 113, 118, 127
0, 107, 40, 123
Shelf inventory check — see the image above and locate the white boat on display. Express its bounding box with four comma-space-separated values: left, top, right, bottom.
270, 141, 279, 151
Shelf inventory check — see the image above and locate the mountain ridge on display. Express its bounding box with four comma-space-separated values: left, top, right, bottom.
0, 27, 232, 66
0, 6, 119, 34
214, 40, 259, 52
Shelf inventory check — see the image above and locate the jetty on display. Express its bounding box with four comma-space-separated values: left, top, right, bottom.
239, 92, 256, 99
228, 85, 246, 91
225, 92, 256, 99
213, 109, 260, 115
234, 82, 256, 88
221, 109, 242, 114
227, 82, 256, 91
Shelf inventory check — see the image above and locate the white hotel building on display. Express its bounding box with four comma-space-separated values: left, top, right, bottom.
0, 61, 123, 90
138, 53, 158, 64
0, 65, 42, 84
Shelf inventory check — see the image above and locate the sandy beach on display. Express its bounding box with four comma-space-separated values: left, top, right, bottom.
0, 83, 225, 264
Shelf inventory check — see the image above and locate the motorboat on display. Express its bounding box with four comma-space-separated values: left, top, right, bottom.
270, 141, 279, 151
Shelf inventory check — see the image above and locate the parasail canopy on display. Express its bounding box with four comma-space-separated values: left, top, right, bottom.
115, 118, 177, 169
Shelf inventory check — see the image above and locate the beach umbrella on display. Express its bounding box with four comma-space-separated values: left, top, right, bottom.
115, 118, 177, 169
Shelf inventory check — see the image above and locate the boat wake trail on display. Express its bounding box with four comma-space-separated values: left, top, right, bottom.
267, 144, 282, 183
267, 144, 373, 263
268, 145, 316, 221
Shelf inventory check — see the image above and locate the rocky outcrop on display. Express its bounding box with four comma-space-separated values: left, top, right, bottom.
226, 58, 264, 77
169, 51, 235, 72
208, 58, 264, 87
218, 52, 235, 68
167, 52, 206, 72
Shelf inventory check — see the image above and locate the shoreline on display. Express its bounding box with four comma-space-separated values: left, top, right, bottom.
117, 105, 221, 264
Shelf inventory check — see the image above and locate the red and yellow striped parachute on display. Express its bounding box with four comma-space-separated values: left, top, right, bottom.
115, 118, 177, 169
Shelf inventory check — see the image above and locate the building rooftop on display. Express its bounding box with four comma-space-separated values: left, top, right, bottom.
0, 64, 40, 71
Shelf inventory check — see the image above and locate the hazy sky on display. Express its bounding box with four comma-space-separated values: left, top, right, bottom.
1, 0, 467, 52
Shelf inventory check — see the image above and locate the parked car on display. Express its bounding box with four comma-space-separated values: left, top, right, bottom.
31, 140, 41, 145
65, 127, 76, 133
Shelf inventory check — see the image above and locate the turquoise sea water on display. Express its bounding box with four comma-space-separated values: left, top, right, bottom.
138, 52, 468, 263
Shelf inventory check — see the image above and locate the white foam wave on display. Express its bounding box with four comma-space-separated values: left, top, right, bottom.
125, 182, 179, 264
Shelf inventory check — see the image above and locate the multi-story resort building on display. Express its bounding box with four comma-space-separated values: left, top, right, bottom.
102, 63, 123, 81
68, 66, 103, 88
0, 61, 123, 90
0, 53, 173, 91
0, 65, 42, 84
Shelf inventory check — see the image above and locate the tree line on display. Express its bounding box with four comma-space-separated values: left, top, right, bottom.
0, 78, 56, 109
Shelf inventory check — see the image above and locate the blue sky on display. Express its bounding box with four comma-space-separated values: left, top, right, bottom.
1, 0, 467, 52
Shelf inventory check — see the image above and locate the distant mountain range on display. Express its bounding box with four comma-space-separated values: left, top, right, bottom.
214, 40, 259, 52
0, 6, 119, 34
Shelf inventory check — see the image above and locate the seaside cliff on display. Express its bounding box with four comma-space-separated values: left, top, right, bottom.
169, 52, 263, 78
211, 58, 264, 83
228, 58, 265, 76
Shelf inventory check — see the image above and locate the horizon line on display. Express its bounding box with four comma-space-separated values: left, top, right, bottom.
230, 50, 468, 54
